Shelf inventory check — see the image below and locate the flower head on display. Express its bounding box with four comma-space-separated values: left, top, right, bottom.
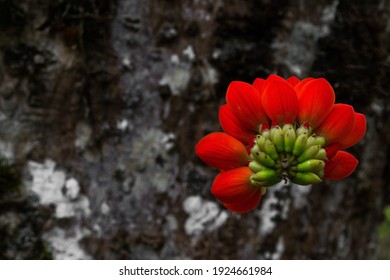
196, 75, 366, 213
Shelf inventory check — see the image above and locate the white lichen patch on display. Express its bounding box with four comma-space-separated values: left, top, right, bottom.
74, 121, 92, 150
64, 178, 80, 200
122, 56, 132, 69
170, 54, 180, 64
321, 0, 339, 26
150, 171, 171, 193
129, 129, 178, 198
129, 129, 175, 171
165, 214, 178, 232
159, 63, 191, 96
43, 227, 91, 260
291, 183, 312, 209
183, 45, 196, 61
204, 63, 218, 86
272, 237, 285, 260
258, 182, 290, 236
28, 159, 65, 205
371, 99, 384, 115
100, 202, 110, 215
161, 132, 175, 151
55, 196, 90, 219
116, 118, 129, 131
183, 196, 228, 236
27, 159, 90, 218
0, 141, 14, 160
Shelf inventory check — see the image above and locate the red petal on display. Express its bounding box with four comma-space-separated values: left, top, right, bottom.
325, 143, 341, 159
219, 105, 255, 145
226, 81, 268, 132
287, 76, 300, 86
211, 167, 256, 204
223, 190, 262, 214
315, 104, 356, 145
324, 151, 359, 179
262, 77, 298, 124
338, 113, 366, 149
253, 78, 266, 93
266, 74, 287, 83
295, 77, 315, 99
195, 132, 249, 170
297, 78, 335, 128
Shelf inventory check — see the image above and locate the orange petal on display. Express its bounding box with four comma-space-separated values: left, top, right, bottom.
211, 167, 256, 204
295, 77, 315, 99
223, 190, 262, 214
297, 78, 335, 128
324, 151, 359, 179
287, 76, 300, 87
219, 105, 255, 145
315, 104, 356, 145
338, 113, 366, 149
262, 77, 298, 124
195, 132, 249, 170
226, 81, 268, 132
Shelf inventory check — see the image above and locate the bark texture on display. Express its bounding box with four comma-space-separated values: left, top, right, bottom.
0, 0, 389, 259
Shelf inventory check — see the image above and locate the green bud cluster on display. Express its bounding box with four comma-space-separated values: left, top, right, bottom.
249, 124, 327, 187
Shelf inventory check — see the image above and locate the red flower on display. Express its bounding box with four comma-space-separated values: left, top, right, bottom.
196, 75, 366, 213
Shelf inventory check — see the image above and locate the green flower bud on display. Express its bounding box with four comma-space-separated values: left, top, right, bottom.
255, 135, 266, 151
283, 125, 296, 153
313, 148, 327, 160
292, 134, 308, 156
305, 135, 317, 148
250, 144, 260, 154
264, 139, 279, 161
296, 159, 325, 173
248, 161, 273, 173
296, 125, 309, 136
292, 172, 322, 185
270, 126, 284, 152
297, 145, 322, 162
282, 123, 292, 134
251, 169, 277, 181
261, 128, 270, 139
251, 171, 281, 187
252, 149, 276, 168
314, 136, 326, 146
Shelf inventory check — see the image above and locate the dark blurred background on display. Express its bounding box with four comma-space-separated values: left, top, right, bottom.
0, 0, 389, 259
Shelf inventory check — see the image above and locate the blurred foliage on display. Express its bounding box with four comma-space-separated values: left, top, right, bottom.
377, 206, 390, 259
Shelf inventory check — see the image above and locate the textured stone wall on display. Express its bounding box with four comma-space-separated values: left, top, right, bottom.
0, 0, 389, 259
